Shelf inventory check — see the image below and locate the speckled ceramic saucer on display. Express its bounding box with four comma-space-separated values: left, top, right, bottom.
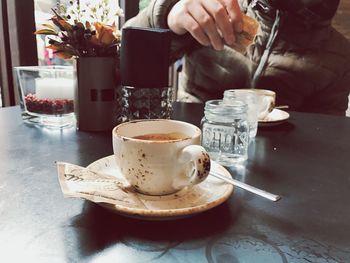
87, 155, 234, 220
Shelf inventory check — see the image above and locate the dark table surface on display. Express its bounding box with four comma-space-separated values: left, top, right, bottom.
1, 104, 350, 263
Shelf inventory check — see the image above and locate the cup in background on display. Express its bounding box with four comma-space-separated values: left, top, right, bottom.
112, 119, 211, 195
253, 89, 276, 120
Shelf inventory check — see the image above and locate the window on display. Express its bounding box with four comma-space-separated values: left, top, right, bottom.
0, 0, 139, 107
34, 0, 72, 66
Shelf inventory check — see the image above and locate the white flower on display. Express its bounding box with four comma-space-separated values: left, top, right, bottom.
63, 0, 123, 26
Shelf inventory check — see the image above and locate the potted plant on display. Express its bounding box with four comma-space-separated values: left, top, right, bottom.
35, 0, 124, 131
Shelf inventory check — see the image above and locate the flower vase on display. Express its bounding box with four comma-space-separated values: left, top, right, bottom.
74, 57, 121, 131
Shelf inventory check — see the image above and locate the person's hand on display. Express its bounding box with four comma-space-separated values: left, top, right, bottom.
167, 0, 243, 51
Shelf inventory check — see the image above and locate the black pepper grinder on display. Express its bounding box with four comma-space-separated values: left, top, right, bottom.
120, 27, 173, 120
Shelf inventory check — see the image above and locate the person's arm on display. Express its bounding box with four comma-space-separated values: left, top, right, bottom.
167, 0, 243, 51
123, 0, 197, 62
124, 0, 246, 56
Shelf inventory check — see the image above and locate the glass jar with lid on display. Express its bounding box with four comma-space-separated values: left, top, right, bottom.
201, 99, 250, 166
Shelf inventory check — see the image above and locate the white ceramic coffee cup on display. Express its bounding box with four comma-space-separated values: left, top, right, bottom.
253, 89, 276, 120
112, 119, 211, 195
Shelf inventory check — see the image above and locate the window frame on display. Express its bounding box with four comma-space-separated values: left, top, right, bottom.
0, 0, 37, 107
119, 0, 139, 26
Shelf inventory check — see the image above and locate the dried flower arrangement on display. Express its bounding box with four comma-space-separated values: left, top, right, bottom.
34, 0, 124, 59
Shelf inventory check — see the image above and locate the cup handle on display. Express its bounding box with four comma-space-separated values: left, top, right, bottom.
176, 145, 211, 188
258, 97, 275, 120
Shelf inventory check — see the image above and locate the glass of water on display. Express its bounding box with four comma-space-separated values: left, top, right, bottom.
201, 100, 250, 166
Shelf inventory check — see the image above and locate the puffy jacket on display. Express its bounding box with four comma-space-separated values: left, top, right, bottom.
124, 0, 350, 115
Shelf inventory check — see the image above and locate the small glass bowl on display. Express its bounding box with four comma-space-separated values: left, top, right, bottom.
13, 66, 76, 128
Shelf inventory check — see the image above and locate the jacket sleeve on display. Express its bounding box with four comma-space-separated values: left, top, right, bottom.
270, 0, 340, 20
123, 0, 198, 62
123, 0, 177, 28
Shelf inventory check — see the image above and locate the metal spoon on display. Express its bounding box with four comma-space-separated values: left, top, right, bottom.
210, 171, 281, 202
274, 105, 289, 110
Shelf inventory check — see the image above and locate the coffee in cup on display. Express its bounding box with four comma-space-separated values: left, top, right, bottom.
112, 119, 211, 195
132, 132, 188, 141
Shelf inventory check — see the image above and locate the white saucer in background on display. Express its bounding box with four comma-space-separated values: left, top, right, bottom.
87, 155, 234, 220
258, 109, 290, 127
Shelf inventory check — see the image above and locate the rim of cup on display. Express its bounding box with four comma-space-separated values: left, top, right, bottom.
112, 119, 201, 143
224, 88, 275, 95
